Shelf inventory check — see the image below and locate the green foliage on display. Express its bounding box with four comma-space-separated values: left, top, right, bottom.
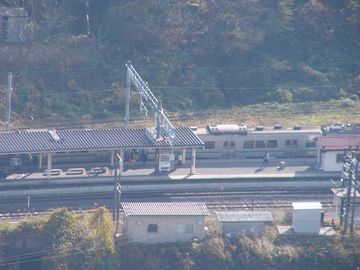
269, 88, 293, 103
42, 208, 89, 270
0, 0, 359, 124
88, 207, 117, 270
1, 215, 360, 270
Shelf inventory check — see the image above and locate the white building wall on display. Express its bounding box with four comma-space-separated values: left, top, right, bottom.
293, 209, 321, 234
321, 151, 343, 172
221, 221, 266, 238
125, 215, 206, 244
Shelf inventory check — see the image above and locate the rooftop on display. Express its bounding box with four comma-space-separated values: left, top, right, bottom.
317, 136, 360, 150
292, 202, 323, 210
121, 201, 210, 216
215, 211, 273, 222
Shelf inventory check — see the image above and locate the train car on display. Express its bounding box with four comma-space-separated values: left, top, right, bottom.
194, 124, 321, 159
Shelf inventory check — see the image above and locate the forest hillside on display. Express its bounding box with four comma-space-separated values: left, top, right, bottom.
0, 0, 359, 125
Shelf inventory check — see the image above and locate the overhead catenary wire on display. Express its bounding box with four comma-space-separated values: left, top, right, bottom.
6, 83, 360, 99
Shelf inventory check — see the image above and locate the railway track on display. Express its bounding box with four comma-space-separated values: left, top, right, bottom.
0, 200, 334, 220
0, 187, 333, 215
206, 201, 334, 210
0, 187, 332, 202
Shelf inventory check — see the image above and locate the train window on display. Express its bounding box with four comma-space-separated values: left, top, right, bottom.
230, 141, 235, 149
204, 141, 215, 149
223, 141, 229, 149
266, 140, 278, 148
255, 140, 265, 148
243, 140, 254, 149
305, 139, 316, 148
285, 140, 298, 148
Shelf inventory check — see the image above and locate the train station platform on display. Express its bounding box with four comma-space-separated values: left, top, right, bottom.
4, 157, 340, 182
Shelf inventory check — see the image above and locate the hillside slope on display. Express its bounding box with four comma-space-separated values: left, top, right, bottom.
0, 0, 359, 125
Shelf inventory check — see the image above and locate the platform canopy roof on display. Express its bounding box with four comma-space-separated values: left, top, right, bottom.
0, 127, 203, 155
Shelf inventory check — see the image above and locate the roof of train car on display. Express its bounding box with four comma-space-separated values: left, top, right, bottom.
0, 127, 204, 155
194, 126, 321, 136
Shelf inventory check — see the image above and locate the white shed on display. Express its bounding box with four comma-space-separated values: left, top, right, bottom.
292, 202, 323, 234
121, 202, 209, 244
215, 211, 273, 238
317, 136, 360, 172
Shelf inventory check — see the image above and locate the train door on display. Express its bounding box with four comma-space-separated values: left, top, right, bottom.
223, 140, 236, 159
284, 139, 299, 157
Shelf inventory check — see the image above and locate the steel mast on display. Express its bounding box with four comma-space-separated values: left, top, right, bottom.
125, 62, 175, 144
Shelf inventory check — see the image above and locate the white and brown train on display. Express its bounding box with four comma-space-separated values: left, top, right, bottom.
193, 124, 320, 159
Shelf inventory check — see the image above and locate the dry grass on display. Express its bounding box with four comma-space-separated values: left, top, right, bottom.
8, 99, 360, 130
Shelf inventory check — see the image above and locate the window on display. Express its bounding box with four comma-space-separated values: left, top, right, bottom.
305, 139, 316, 148
223, 141, 229, 149
255, 140, 265, 148
147, 224, 158, 233
204, 141, 215, 149
266, 140, 278, 148
229, 141, 235, 149
285, 140, 298, 148
243, 140, 254, 149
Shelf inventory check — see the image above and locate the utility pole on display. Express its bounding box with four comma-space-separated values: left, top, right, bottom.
6, 72, 13, 131
125, 62, 131, 128
350, 162, 359, 234
113, 153, 122, 236
342, 150, 359, 234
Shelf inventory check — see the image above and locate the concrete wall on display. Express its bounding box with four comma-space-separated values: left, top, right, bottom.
293, 209, 321, 234
221, 221, 266, 238
321, 151, 343, 172
125, 215, 206, 244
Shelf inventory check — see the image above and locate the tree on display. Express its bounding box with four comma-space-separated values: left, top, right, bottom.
42, 208, 88, 270
88, 207, 117, 270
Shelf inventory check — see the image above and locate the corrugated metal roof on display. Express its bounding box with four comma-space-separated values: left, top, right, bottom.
317, 136, 360, 150
292, 202, 323, 210
121, 202, 210, 216
0, 127, 203, 154
215, 211, 273, 222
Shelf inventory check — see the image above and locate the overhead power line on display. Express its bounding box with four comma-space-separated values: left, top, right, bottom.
7, 83, 360, 98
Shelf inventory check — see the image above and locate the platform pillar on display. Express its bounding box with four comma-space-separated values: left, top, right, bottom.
190, 147, 196, 175
119, 149, 124, 175
111, 150, 115, 167
39, 153, 43, 169
47, 152, 52, 178
182, 148, 186, 165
